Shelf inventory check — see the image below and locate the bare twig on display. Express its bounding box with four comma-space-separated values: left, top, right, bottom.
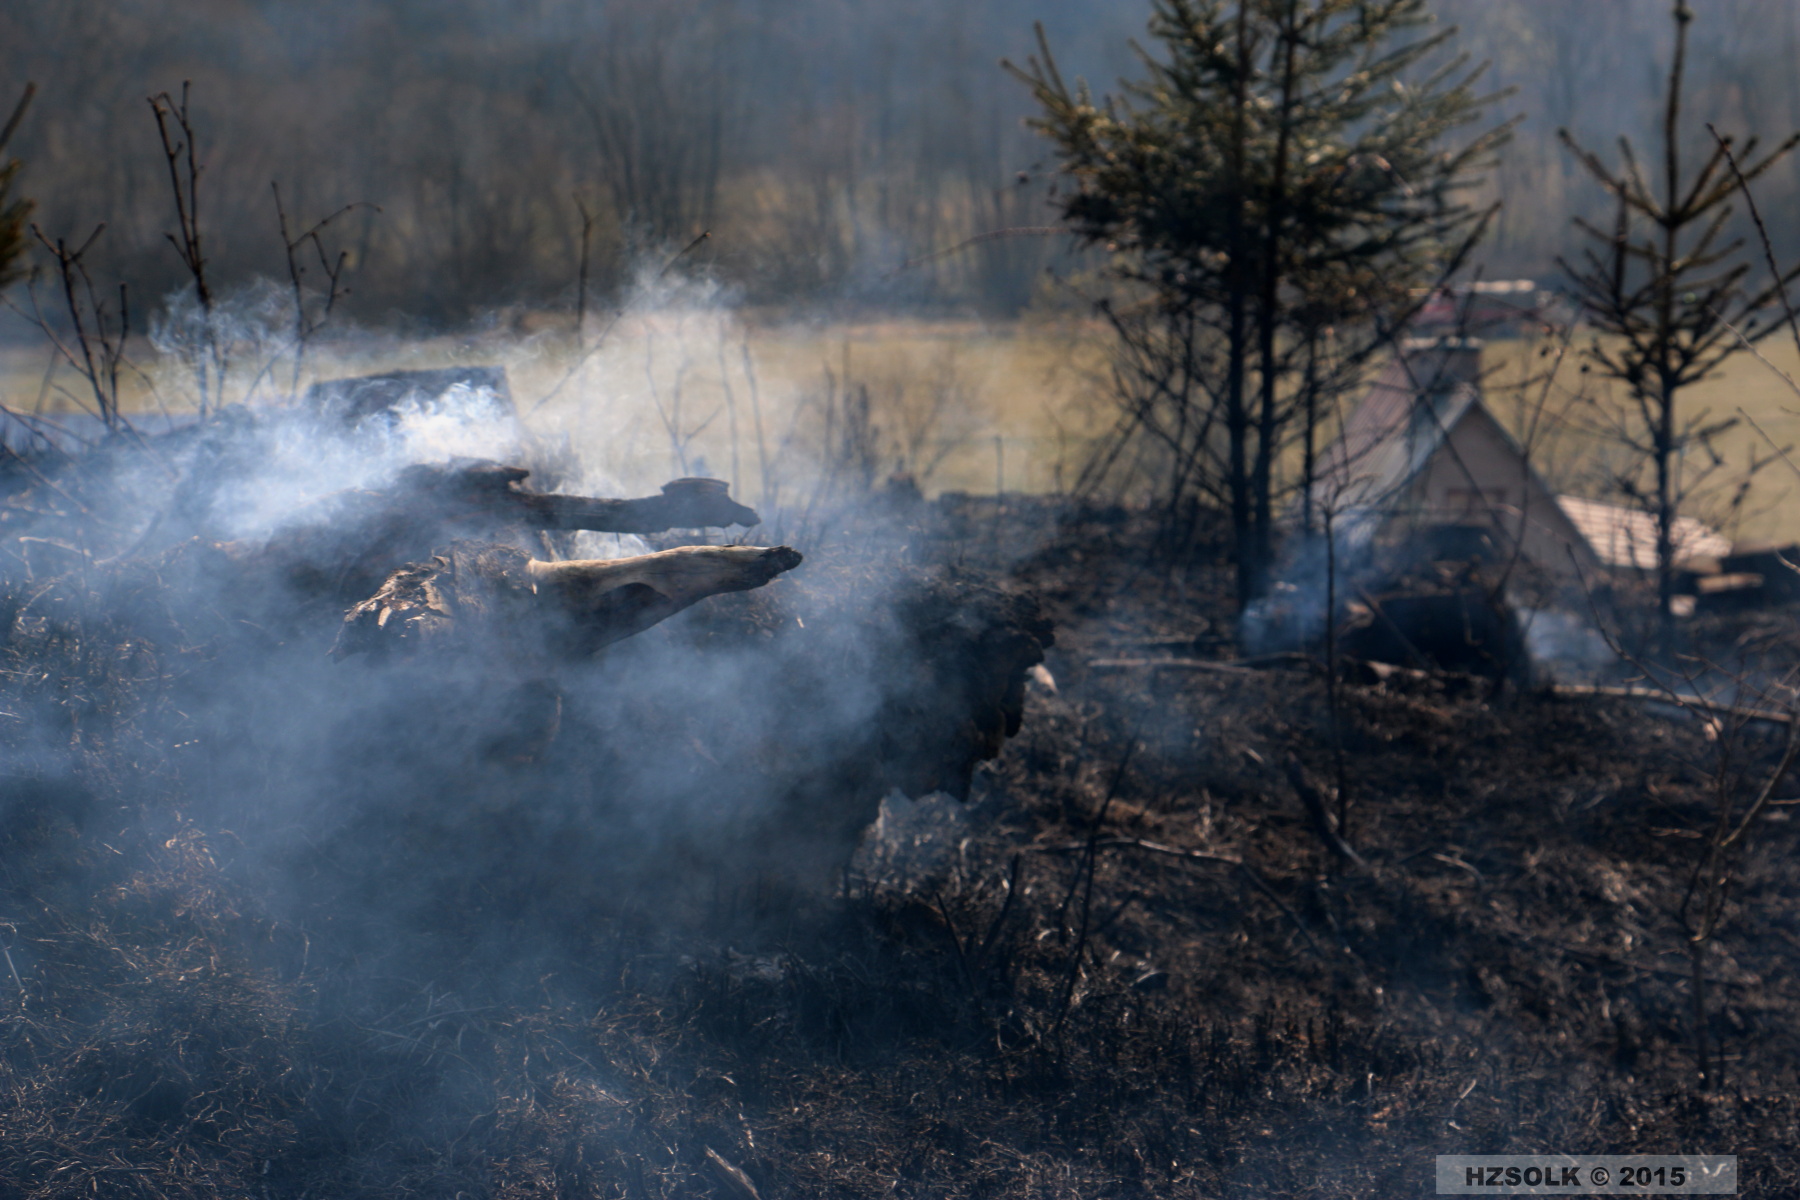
1708, 122, 1800, 363
1051, 732, 1140, 1033
273, 182, 377, 398
885, 225, 1064, 279
573, 192, 596, 347
1552, 683, 1792, 728
149, 83, 223, 415
1736, 406, 1800, 487
27, 225, 131, 435
703, 1148, 761, 1200
1089, 657, 1258, 673
1286, 754, 1364, 869
740, 340, 771, 513
0, 82, 35, 155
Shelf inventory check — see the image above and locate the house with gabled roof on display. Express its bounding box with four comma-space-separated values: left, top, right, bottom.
1309, 337, 1604, 591
1310, 336, 1739, 598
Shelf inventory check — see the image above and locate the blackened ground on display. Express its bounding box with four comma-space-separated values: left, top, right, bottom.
2, 499, 1799, 1198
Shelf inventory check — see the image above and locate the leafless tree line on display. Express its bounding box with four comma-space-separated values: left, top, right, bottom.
0, 0, 1138, 325
9, 0, 1797, 327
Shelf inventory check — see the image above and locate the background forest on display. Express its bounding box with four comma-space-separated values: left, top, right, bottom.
4, 0, 1800, 324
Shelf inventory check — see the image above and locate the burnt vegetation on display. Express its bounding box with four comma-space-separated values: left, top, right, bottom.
4, 2, 1800, 1199
4, 471, 1800, 1197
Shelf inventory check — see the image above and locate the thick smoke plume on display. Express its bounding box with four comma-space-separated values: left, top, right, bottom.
3, 269, 1056, 979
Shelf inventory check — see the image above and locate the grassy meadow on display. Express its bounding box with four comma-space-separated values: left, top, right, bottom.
1480, 334, 1800, 549
6, 315, 1800, 548
0, 313, 1112, 504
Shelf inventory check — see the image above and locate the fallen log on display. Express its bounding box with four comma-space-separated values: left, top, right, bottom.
1089, 657, 1257, 674
1087, 652, 1312, 673
381, 460, 760, 533
257, 460, 761, 614
332, 541, 803, 661
1551, 683, 1793, 727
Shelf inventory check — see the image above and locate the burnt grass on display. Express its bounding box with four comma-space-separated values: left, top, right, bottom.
4, 499, 1800, 1198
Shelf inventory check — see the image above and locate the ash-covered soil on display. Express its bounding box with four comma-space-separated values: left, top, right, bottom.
3, 499, 1799, 1198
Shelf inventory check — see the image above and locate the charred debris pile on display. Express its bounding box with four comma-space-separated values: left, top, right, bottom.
0, 370, 1053, 914
2, 376, 1800, 1196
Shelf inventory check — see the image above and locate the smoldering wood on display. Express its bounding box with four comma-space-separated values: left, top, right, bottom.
382, 461, 761, 533
1339, 588, 1526, 689
333, 540, 803, 661
690, 568, 1054, 887
319, 554, 1053, 896
254, 458, 761, 615
0, 362, 1064, 919
873, 571, 1055, 798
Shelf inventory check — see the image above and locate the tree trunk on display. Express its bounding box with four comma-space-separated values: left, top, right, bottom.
1654, 1, 1690, 640
1300, 330, 1319, 536
1656, 370, 1677, 634
1252, 7, 1301, 598
1226, 2, 1254, 610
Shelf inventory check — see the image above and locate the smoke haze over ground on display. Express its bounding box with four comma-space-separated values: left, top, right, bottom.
6, 2, 1800, 1197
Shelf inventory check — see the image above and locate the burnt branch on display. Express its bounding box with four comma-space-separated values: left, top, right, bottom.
25, 224, 130, 435
148, 82, 224, 415
273, 182, 379, 396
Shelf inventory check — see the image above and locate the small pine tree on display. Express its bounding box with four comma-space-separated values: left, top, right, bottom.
1009, 0, 1507, 605
1559, 1, 1800, 626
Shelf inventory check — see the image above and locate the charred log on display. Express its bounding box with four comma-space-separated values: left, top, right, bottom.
373, 460, 762, 534
260, 459, 760, 613
643, 566, 1056, 891
865, 570, 1055, 800
332, 540, 803, 662
317, 550, 1051, 901
1341, 588, 1527, 689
